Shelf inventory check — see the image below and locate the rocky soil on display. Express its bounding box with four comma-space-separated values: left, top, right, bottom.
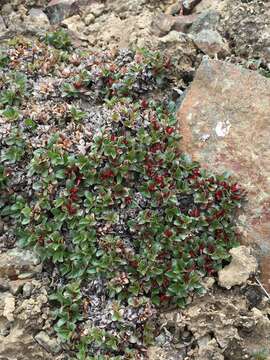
0, 0, 270, 359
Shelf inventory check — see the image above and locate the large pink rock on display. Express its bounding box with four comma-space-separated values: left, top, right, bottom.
177, 58, 270, 289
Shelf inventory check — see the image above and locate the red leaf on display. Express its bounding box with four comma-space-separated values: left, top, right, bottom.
165, 126, 174, 135
141, 99, 148, 109
148, 183, 156, 192
164, 229, 173, 238
215, 190, 223, 201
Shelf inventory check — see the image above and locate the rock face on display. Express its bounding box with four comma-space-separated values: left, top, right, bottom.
156, 284, 270, 359
177, 58, 270, 290
218, 246, 258, 289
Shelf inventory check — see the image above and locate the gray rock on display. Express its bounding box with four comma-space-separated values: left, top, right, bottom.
22, 282, 32, 298
9, 280, 28, 295
1, 3, 13, 17
45, 0, 79, 24
35, 331, 61, 354
0, 16, 7, 34
0, 248, 41, 280
24, 8, 50, 34
0, 279, 9, 292
220, 0, 270, 65
4, 11, 23, 33
190, 10, 220, 34
218, 246, 257, 289
193, 29, 228, 56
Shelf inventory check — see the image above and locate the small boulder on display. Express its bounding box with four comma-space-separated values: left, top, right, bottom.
45, 0, 79, 24
172, 14, 198, 33
24, 8, 50, 34
62, 14, 87, 39
35, 331, 61, 354
85, 3, 105, 18
9, 279, 29, 296
0, 248, 41, 280
84, 12, 95, 25
218, 246, 257, 289
152, 13, 175, 37
152, 13, 197, 37
1, 3, 13, 17
0, 292, 15, 322
193, 29, 228, 56
190, 10, 220, 34
22, 282, 32, 298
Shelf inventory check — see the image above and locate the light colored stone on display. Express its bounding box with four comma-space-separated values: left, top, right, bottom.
194, 0, 228, 14
148, 346, 184, 360
165, 2, 181, 16
22, 283, 32, 298
148, 347, 167, 360
201, 276, 215, 290
177, 58, 270, 289
218, 247, 257, 289
1, 3, 13, 17
24, 8, 50, 34
85, 3, 105, 18
62, 14, 86, 39
0, 322, 52, 360
4, 11, 24, 32
198, 338, 224, 360
0, 248, 41, 280
90, 12, 153, 49
193, 29, 228, 56
84, 12, 95, 25
0, 292, 15, 322
35, 331, 61, 354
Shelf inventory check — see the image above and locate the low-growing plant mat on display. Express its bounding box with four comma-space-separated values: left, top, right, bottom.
0, 30, 245, 359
